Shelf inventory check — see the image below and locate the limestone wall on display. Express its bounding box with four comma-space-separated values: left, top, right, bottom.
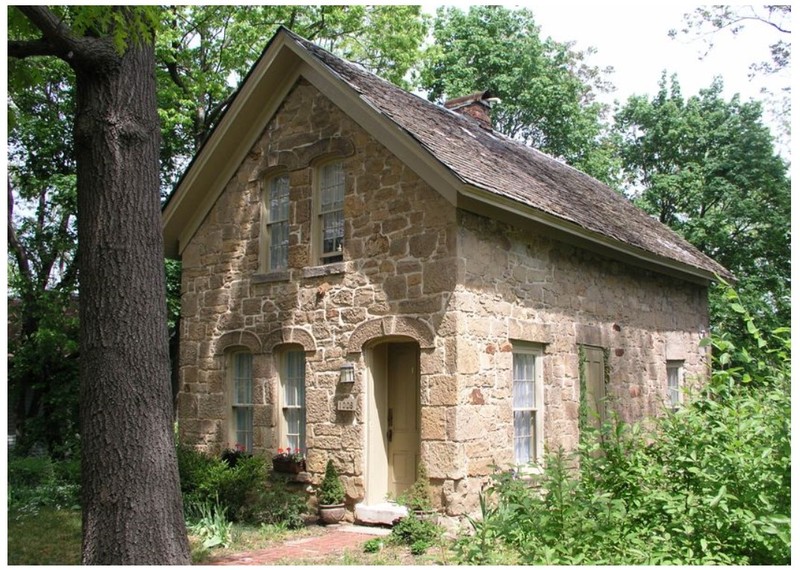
176, 78, 709, 517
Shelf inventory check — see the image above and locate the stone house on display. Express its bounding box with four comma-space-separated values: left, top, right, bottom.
162, 28, 729, 520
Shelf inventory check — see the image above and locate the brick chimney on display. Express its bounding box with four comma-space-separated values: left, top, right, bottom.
443, 90, 499, 130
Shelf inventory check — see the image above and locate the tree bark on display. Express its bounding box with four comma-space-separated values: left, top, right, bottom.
71, 27, 190, 566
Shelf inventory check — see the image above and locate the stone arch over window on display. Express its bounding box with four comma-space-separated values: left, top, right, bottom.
217, 330, 262, 355
261, 327, 317, 354
258, 136, 355, 173
347, 317, 436, 353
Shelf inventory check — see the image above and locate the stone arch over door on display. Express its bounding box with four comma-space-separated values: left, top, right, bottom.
347, 317, 435, 354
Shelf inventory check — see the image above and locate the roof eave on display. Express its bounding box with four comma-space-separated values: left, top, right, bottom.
458, 185, 724, 285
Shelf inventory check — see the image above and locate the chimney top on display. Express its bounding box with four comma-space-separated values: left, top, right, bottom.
443, 90, 500, 130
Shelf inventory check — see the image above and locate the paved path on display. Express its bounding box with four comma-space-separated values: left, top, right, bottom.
208, 524, 389, 565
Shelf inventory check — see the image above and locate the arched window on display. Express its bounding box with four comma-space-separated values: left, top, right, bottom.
229, 351, 254, 452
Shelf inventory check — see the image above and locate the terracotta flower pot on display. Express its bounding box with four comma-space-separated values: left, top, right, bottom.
318, 503, 346, 524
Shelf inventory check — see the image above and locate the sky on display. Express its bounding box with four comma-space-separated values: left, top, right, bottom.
529, 3, 787, 106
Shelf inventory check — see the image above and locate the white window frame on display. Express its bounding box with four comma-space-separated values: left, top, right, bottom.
278, 349, 306, 452
667, 360, 684, 411
229, 351, 254, 452
313, 160, 345, 265
261, 174, 290, 272
512, 344, 544, 471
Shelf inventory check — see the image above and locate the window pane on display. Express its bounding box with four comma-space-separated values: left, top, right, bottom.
267, 176, 289, 271
512, 350, 541, 465
270, 220, 288, 271
269, 176, 289, 221
320, 163, 344, 213
234, 407, 253, 452
322, 210, 344, 254
667, 365, 680, 406
319, 162, 344, 263
233, 353, 252, 405
282, 351, 306, 451
514, 410, 533, 464
513, 353, 535, 408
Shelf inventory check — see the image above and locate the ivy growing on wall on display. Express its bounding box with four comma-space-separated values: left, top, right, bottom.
577, 346, 588, 440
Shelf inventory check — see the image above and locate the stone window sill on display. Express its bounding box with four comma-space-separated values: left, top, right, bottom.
253, 270, 291, 284
302, 262, 346, 279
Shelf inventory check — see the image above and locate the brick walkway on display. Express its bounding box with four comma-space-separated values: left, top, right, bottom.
208, 525, 388, 565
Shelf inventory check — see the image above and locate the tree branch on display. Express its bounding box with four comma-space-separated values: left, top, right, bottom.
14, 5, 119, 69
14, 6, 82, 60
8, 38, 61, 59
203, 90, 236, 136
7, 176, 34, 285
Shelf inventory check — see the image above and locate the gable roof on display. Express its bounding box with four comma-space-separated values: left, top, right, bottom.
163, 27, 730, 283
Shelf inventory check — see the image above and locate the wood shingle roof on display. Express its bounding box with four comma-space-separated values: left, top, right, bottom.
289, 30, 730, 281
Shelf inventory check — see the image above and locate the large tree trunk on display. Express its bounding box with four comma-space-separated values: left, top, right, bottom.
74, 35, 190, 565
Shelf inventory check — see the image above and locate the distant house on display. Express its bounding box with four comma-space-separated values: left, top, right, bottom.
162, 27, 729, 521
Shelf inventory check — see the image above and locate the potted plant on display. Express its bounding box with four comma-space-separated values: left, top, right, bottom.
317, 459, 346, 524
272, 447, 306, 474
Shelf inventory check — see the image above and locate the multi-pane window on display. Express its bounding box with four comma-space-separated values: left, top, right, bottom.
318, 161, 345, 264
266, 175, 289, 271
281, 350, 306, 451
667, 360, 683, 410
231, 352, 254, 452
512, 347, 543, 466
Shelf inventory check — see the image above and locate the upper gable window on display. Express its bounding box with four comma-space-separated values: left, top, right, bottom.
264, 174, 290, 272
316, 161, 345, 264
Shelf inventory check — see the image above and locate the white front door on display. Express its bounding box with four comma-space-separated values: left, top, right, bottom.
387, 343, 420, 498
364, 342, 420, 504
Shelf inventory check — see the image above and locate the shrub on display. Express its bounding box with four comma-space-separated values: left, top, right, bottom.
8, 455, 80, 513
363, 538, 383, 553
397, 463, 434, 512
317, 460, 345, 505
389, 514, 442, 555
177, 446, 309, 529
239, 482, 310, 529
8, 456, 56, 488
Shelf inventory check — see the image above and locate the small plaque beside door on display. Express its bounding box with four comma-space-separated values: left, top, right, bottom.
337, 395, 356, 412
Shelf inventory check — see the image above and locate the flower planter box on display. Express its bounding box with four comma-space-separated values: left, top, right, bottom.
272, 458, 306, 474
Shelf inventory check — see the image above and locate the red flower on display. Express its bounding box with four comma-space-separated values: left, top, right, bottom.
278, 448, 284, 454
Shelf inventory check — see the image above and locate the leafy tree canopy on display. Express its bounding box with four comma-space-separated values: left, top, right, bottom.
614, 74, 790, 335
